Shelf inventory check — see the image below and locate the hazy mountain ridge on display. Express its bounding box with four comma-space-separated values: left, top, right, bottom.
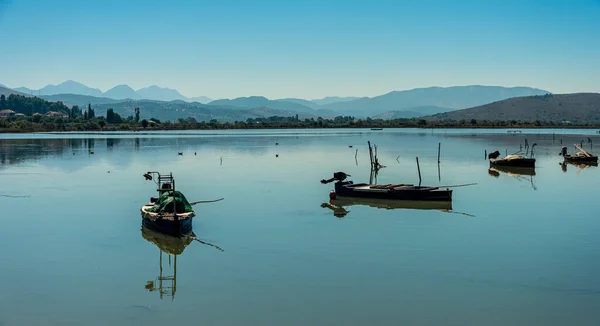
425, 93, 600, 122
3, 83, 561, 122
208, 96, 317, 114
311, 96, 361, 105
321, 86, 549, 117
0, 86, 28, 98
374, 106, 454, 119
6, 80, 212, 103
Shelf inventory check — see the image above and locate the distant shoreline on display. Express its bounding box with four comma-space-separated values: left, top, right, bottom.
2, 124, 600, 134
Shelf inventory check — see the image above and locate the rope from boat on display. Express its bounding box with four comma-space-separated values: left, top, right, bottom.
437, 183, 478, 188
183, 235, 225, 252
189, 198, 224, 205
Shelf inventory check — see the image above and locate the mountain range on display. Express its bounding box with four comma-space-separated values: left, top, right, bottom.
426, 93, 600, 123
12, 80, 214, 104
2, 81, 554, 122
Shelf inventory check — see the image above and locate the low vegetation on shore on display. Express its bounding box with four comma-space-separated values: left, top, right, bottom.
1, 94, 599, 133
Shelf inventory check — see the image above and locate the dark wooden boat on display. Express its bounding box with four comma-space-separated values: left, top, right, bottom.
371, 128, 383, 130
560, 144, 598, 164
321, 172, 452, 201
489, 155, 536, 168
141, 172, 195, 236
564, 154, 598, 163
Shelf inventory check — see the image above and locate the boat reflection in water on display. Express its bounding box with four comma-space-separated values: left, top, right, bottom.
488, 166, 537, 190
321, 197, 454, 218
141, 224, 224, 300
560, 161, 598, 173
141, 225, 193, 300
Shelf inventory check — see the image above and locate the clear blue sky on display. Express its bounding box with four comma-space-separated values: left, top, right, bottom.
1, 0, 599, 99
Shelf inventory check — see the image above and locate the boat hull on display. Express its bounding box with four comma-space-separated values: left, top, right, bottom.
334, 182, 452, 201
141, 205, 194, 236
489, 158, 536, 168
564, 155, 598, 163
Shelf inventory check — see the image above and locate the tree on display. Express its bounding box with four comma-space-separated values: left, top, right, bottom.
70, 105, 81, 119
106, 108, 114, 122
86, 103, 95, 119
98, 120, 106, 128
141, 119, 149, 128
471, 119, 477, 125
0, 95, 6, 109
134, 107, 140, 122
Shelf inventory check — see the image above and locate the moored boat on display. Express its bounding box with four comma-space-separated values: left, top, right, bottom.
488, 150, 536, 168
560, 144, 598, 164
141, 172, 196, 236
320, 172, 452, 201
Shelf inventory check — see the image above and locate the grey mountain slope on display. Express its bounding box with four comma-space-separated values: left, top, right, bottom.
321, 86, 549, 117
41, 94, 124, 107
425, 93, 600, 122
187, 96, 213, 104
103, 85, 140, 100
209, 96, 316, 114
277, 98, 321, 110
374, 106, 453, 119
136, 85, 188, 101
92, 100, 316, 123
0, 86, 29, 98
312, 96, 360, 105
13, 87, 35, 94
39, 80, 103, 97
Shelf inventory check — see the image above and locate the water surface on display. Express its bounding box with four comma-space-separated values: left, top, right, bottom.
1, 128, 599, 325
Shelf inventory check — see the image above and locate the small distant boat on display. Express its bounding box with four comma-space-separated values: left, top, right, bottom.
320, 172, 452, 201
488, 149, 536, 168
371, 128, 383, 131
560, 144, 598, 164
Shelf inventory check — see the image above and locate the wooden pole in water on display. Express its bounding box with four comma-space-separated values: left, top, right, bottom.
485, 150, 487, 160
416, 157, 422, 185
437, 142, 441, 163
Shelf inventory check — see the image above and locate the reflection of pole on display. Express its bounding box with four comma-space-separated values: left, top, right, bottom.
416, 157, 422, 185
173, 255, 177, 300
159, 250, 163, 299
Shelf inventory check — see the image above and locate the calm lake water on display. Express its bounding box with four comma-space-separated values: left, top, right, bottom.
1, 128, 599, 326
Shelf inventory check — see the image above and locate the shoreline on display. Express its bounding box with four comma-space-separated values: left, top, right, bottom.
2, 124, 600, 135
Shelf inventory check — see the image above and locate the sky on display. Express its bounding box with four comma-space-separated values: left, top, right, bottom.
0, 0, 599, 99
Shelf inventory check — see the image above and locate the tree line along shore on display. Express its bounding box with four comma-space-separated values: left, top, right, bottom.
1, 93, 599, 133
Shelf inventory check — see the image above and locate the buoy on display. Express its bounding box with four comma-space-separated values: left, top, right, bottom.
275, 154, 279, 157
329, 191, 336, 199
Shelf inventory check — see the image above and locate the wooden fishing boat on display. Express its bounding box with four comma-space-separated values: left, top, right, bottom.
489, 155, 536, 168
561, 144, 598, 164
141, 172, 195, 236
371, 128, 383, 130
321, 172, 452, 201
488, 147, 536, 168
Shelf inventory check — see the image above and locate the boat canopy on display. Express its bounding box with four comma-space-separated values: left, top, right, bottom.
146, 190, 194, 214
